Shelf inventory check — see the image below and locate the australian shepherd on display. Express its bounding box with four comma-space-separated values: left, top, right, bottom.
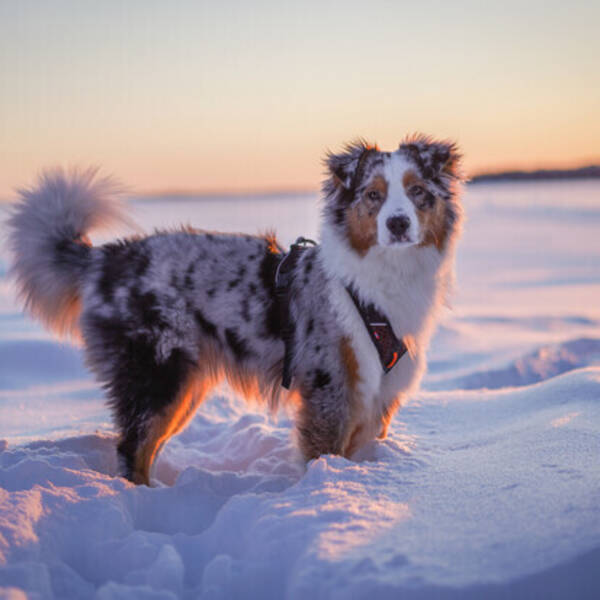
8, 135, 463, 485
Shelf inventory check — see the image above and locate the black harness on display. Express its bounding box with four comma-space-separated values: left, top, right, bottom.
275, 237, 317, 389
345, 285, 407, 373
275, 238, 407, 389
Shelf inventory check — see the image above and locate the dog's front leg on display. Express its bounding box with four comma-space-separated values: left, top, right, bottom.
294, 371, 354, 461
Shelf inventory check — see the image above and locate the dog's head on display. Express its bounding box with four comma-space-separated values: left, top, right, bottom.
322, 135, 463, 255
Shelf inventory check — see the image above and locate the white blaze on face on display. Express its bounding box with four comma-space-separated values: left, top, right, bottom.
376, 153, 421, 247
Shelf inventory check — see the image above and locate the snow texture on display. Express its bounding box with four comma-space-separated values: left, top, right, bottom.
1, 180, 600, 599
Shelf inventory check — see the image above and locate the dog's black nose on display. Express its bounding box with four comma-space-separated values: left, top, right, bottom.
386, 215, 410, 240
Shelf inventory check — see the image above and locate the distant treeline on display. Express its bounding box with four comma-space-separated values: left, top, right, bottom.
470, 165, 600, 183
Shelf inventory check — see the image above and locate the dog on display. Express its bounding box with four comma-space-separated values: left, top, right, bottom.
7, 135, 463, 485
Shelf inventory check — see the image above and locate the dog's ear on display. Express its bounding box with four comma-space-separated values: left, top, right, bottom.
325, 140, 378, 189
400, 135, 462, 181
433, 141, 462, 180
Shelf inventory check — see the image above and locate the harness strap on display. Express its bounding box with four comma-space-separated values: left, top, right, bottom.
345, 286, 407, 373
274, 237, 406, 389
275, 237, 317, 389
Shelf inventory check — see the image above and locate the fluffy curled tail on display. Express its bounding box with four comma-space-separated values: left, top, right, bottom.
8, 168, 126, 339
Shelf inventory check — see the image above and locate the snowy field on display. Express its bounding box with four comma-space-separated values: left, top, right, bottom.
1, 180, 599, 599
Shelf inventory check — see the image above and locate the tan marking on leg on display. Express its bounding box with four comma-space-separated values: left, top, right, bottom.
168, 380, 212, 437
339, 336, 371, 458
378, 396, 402, 440
343, 424, 365, 458
340, 336, 361, 392
132, 378, 207, 485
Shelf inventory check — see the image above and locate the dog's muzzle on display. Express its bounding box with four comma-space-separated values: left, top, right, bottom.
386, 215, 411, 243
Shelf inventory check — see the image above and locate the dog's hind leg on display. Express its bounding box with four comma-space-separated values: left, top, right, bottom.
131, 378, 217, 484
109, 349, 200, 485
126, 379, 211, 485
84, 316, 206, 485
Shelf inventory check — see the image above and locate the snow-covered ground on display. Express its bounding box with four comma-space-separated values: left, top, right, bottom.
1, 180, 599, 599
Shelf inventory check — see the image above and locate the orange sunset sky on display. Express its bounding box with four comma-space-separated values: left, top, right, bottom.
1, 0, 599, 199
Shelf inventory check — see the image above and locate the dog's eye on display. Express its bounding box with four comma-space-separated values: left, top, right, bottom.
410, 185, 425, 196
367, 190, 381, 201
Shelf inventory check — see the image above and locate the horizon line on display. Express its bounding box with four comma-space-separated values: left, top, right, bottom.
130, 162, 600, 199
1, 163, 599, 204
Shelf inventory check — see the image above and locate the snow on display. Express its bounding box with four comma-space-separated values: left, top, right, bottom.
1, 180, 600, 599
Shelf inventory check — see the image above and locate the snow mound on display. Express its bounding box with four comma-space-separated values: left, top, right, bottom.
431, 337, 600, 391
1, 368, 599, 599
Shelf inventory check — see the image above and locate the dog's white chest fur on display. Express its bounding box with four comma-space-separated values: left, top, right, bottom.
320, 228, 450, 430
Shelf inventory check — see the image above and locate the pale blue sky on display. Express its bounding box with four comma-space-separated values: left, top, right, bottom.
1, 0, 599, 196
